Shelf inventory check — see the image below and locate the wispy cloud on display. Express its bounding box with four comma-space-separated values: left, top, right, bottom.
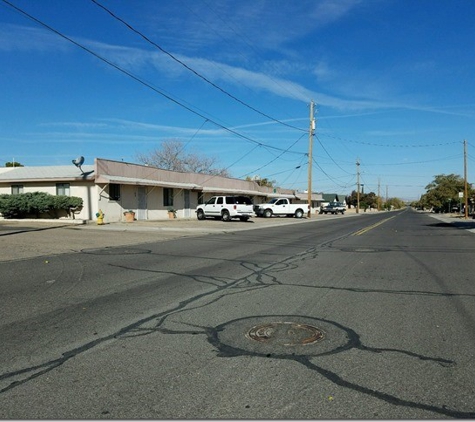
149, 0, 364, 53
3, 15, 464, 116
39, 118, 226, 137
88, 40, 396, 111
0, 24, 69, 52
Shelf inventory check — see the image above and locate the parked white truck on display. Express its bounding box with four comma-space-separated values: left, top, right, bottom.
196, 195, 254, 222
254, 198, 308, 218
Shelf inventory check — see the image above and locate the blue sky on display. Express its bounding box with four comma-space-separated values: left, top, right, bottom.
1, 0, 475, 201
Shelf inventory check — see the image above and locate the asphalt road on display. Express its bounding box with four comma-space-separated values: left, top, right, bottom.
1, 209, 475, 418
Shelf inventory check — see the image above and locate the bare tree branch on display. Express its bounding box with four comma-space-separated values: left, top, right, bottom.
136, 139, 231, 177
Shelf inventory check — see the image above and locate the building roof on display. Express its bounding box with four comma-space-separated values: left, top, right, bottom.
0, 165, 95, 182
0, 161, 327, 202
96, 174, 200, 190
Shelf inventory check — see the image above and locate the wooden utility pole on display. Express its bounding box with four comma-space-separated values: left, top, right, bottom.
464, 139, 468, 219
377, 177, 381, 211
356, 159, 360, 213
307, 100, 315, 218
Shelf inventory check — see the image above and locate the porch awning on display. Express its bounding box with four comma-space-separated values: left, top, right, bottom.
96, 175, 200, 190
201, 187, 263, 196
265, 193, 297, 199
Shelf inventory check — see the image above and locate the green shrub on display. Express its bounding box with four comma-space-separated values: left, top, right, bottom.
28, 192, 55, 216
54, 195, 82, 210
0, 192, 83, 219
0, 194, 23, 218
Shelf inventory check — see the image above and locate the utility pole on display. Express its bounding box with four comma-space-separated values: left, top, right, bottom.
377, 178, 381, 211
464, 139, 468, 219
307, 100, 315, 218
356, 159, 360, 214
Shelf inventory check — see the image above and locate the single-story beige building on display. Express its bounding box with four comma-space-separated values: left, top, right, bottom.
0, 158, 324, 222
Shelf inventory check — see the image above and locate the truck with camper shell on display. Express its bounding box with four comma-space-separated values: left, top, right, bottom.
196, 195, 254, 222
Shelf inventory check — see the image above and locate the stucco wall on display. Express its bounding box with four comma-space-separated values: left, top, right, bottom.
94, 185, 204, 222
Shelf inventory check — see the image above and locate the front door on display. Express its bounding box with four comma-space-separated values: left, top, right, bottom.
137, 187, 147, 220
184, 190, 190, 218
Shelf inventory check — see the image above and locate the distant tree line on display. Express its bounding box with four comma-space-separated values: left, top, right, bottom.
346, 190, 405, 211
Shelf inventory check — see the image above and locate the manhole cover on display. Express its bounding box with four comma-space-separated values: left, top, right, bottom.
246, 322, 324, 346
213, 315, 356, 358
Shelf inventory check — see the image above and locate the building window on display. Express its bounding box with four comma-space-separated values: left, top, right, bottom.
56, 183, 70, 196
11, 185, 24, 194
163, 188, 174, 207
198, 193, 204, 204
109, 184, 120, 201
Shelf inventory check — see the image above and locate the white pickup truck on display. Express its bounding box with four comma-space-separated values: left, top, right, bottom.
254, 198, 308, 218
196, 195, 254, 222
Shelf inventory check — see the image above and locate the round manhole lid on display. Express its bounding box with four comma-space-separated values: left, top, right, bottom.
214, 315, 356, 358
246, 322, 324, 346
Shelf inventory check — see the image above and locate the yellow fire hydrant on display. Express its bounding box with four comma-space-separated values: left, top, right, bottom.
96, 209, 105, 225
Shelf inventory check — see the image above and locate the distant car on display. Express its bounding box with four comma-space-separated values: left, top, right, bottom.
319, 202, 346, 215
196, 196, 254, 221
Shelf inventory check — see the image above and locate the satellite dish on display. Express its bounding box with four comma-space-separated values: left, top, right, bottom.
72, 156, 85, 172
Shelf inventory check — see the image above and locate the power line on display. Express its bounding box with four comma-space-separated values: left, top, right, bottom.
238, 132, 306, 179
363, 154, 462, 167
321, 132, 461, 148
90, 0, 306, 133
194, 0, 307, 104
312, 157, 349, 189
324, 153, 462, 168
2, 0, 307, 159
315, 135, 353, 175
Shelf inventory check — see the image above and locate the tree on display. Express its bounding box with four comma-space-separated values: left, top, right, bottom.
384, 197, 405, 210
136, 139, 231, 177
347, 190, 380, 209
245, 176, 276, 187
420, 174, 474, 212
5, 161, 23, 167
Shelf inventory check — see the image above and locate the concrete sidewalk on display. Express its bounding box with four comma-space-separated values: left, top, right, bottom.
20, 210, 360, 233
426, 211, 475, 231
